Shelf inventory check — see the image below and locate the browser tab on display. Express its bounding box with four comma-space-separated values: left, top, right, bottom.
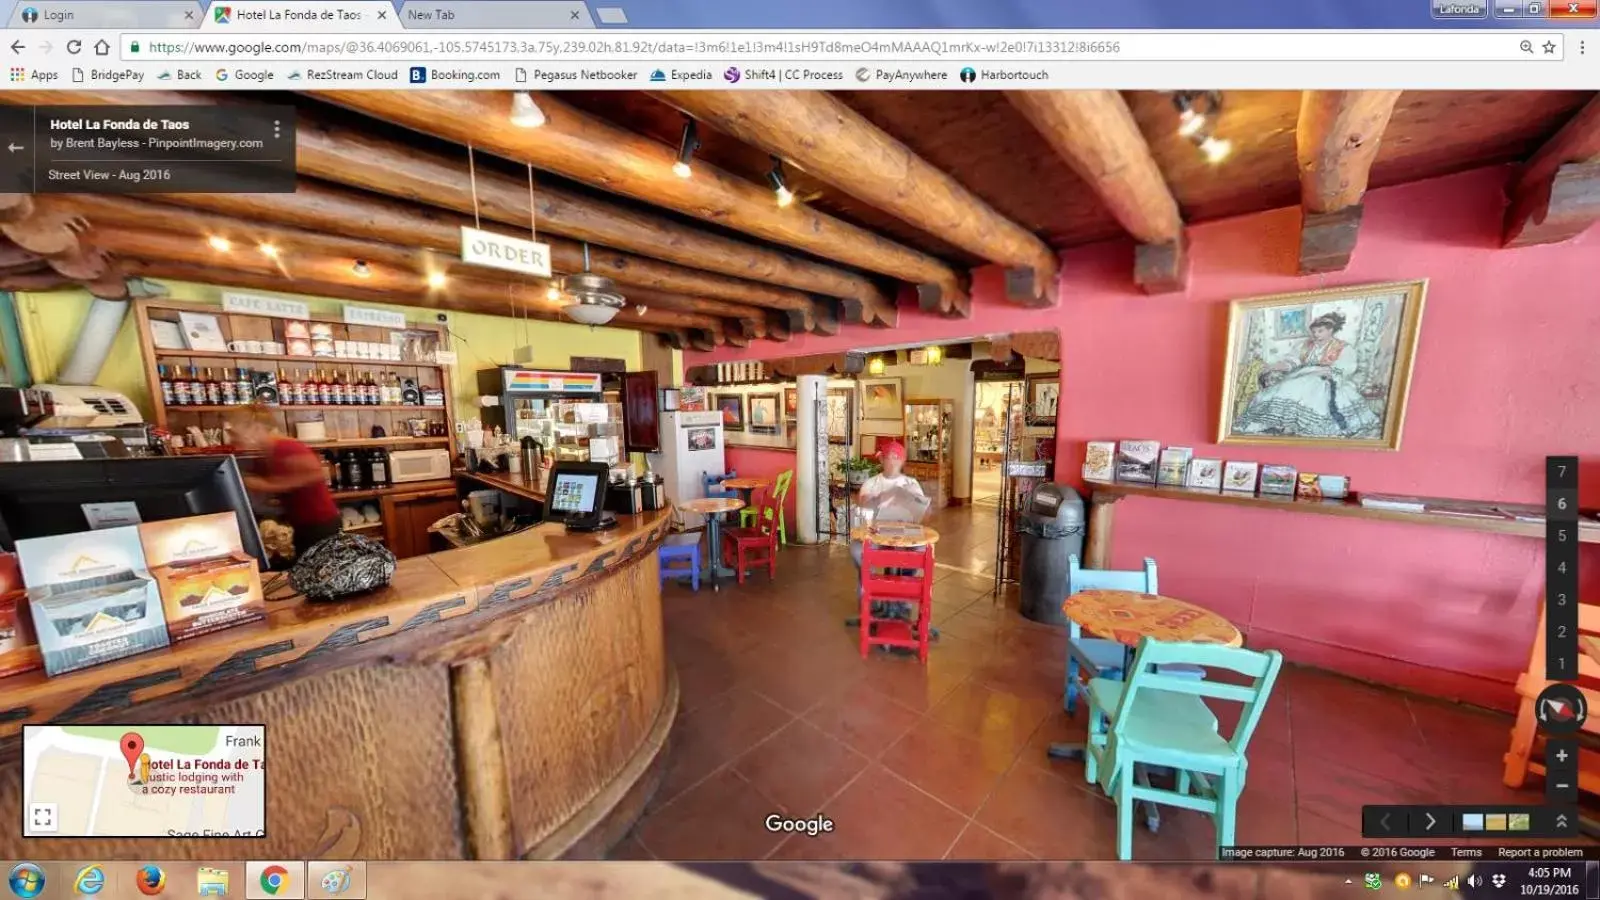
199, 2, 399, 31
396, 1, 594, 28
6, 1, 204, 28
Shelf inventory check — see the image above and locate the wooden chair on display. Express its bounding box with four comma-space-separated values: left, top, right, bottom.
1064, 554, 1159, 713
722, 487, 778, 584
1085, 637, 1284, 860
741, 468, 793, 546
1504, 599, 1600, 791
859, 542, 936, 661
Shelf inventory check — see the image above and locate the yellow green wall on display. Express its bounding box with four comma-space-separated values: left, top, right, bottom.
15, 281, 645, 418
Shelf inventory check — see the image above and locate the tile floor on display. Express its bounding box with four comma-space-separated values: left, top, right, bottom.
611, 505, 1553, 861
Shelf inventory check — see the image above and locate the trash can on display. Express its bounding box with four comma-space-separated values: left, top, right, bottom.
1017, 483, 1085, 626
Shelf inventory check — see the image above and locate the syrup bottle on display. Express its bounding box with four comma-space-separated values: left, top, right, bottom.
202, 367, 222, 405
218, 368, 237, 406
157, 365, 175, 407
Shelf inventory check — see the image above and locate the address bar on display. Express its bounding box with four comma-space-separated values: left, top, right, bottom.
119, 31, 1567, 63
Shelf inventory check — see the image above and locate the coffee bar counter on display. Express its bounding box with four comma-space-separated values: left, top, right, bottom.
460, 468, 547, 502
0, 506, 676, 861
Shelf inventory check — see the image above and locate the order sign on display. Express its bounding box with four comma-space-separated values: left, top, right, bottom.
460, 226, 552, 278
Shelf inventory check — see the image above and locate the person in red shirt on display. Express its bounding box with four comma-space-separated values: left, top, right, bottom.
230, 405, 342, 558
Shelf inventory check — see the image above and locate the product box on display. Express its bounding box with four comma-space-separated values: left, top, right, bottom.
0, 553, 41, 677
139, 513, 265, 642
16, 526, 169, 677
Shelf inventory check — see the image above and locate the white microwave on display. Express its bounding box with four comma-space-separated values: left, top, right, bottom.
388, 448, 452, 483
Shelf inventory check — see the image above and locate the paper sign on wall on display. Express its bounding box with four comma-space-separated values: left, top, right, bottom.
344, 305, 407, 330
222, 291, 310, 320
433, 350, 458, 366
460, 226, 552, 278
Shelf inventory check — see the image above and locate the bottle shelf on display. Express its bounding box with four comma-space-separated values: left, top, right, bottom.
155, 349, 443, 369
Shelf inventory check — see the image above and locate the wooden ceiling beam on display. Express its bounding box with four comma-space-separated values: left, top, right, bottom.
1006, 91, 1187, 294
88, 227, 722, 340
308, 91, 924, 325
0, 90, 882, 329
1294, 90, 1403, 274
656, 90, 1062, 313
1504, 95, 1600, 247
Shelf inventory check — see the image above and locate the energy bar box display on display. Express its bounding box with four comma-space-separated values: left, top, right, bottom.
16, 526, 169, 676
139, 512, 266, 642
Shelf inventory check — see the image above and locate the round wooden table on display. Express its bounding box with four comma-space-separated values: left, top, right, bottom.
720, 477, 770, 523
1062, 589, 1243, 649
1048, 589, 1242, 833
680, 497, 746, 591
849, 523, 942, 547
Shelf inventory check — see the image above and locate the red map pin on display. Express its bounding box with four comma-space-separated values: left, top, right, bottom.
120, 732, 144, 776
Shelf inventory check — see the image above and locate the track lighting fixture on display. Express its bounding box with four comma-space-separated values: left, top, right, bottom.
867, 355, 886, 375
352, 259, 371, 277
1171, 91, 1230, 165
767, 156, 794, 207
206, 235, 231, 252
672, 118, 699, 179
257, 243, 278, 258
1199, 136, 1232, 164
427, 271, 447, 289
509, 92, 546, 128
546, 282, 562, 301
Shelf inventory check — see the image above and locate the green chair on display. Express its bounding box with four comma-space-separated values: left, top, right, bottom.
1083, 637, 1283, 860
740, 469, 792, 546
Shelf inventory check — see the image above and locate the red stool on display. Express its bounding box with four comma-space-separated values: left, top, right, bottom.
858, 542, 935, 662
722, 487, 779, 584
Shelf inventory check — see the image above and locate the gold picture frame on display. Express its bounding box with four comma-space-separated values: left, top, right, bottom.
1217, 279, 1426, 451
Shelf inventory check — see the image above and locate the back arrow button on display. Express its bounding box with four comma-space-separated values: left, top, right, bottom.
7, 144, 25, 153
9, 41, 22, 54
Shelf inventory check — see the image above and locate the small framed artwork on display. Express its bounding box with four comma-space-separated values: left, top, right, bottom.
1296, 473, 1322, 500
783, 386, 798, 419
1186, 458, 1223, 490
858, 377, 903, 421
1222, 461, 1260, 493
748, 393, 780, 434
1218, 279, 1427, 451
1259, 464, 1298, 496
826, 388, 853, 445
1024, 372, 1060, 427
1082, 441, 1115, 483
686, 427, 717, 451
1318, 474, 1350, 499
1116, 440, 1160, 484
1157, 447, 1193, 487
177, 312, 228, 352
712, 393, 745, 431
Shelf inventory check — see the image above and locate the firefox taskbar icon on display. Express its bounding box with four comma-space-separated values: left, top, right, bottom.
134, 863, 168, 895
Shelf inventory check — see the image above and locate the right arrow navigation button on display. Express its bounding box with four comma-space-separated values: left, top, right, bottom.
1413, 807, 1455, 836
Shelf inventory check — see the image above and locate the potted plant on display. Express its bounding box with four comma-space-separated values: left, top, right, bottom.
837, 456, 880, 487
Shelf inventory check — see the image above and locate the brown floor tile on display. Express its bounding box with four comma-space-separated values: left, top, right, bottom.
766, 763, 969, 860
858, 653, 976, 712
1293, 750, 1434, 830
928, 680, 1057, 756
881, 716, 1017, 815
652, 687, 796, 811
804, 683, 924, 759
636, 768, 791, 860
734, 719, 869, 817
945, 823, 1036, 860
976, 763, 1120, 859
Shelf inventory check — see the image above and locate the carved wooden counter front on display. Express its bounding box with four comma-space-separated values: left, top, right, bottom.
0, 507, 676, 862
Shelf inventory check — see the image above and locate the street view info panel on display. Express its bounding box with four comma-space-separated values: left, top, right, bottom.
0, 0, 1597, 897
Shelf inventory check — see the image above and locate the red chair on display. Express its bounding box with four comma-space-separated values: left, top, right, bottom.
722, 487, 778, 584
858, 542, 935, 662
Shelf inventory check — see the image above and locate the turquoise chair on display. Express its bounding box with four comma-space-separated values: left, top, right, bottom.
1064, 554, 1158, 714
1084, 637, 1284, 860
740, 469, 793, 546
1064, 555, 1204, 715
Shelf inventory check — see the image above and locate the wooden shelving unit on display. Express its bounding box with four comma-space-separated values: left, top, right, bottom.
1084, 481, 1600, 568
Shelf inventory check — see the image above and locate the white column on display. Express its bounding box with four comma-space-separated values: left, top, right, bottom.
795, 374, 826, 545
953, 366, 975, 502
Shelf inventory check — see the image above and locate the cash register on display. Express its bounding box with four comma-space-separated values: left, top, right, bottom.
542, 461, 618, 532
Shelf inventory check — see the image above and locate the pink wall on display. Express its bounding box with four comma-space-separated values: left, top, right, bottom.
689, 166, 1600, 710
724, 446, 800, 536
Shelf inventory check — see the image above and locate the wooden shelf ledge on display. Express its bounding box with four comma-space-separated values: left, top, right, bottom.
155, 349, 444, 370
1088, 482, 1600, 543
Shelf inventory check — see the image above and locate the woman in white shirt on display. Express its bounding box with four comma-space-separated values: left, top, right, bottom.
847, 441, 936, 637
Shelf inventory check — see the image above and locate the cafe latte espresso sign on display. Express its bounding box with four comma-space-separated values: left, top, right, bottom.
460, 226, 552, 278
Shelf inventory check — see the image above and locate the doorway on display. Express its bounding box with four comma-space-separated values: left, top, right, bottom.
971, 378, 1019, 506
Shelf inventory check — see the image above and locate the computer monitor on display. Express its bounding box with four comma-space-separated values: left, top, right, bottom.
0, 456, 268, 567
542, 461, 611, 529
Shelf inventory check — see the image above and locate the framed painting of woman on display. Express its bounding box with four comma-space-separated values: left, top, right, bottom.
1217, 280, 1426, 451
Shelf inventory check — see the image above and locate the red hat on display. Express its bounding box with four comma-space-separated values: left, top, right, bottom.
878, 440, 905, 461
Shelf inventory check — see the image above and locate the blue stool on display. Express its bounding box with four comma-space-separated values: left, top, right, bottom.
704, 470, 738, 499
658, 533, 703, 590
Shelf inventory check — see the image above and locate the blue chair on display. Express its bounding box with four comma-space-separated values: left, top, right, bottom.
658, 532, 703, 591
1084, 637, 1284, 860
1064, 554, 1158, 714
703, 470, 738, 499
1064, 555, 1205, 714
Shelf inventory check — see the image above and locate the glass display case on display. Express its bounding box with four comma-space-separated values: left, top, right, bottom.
537, 399, 626, 465
902, 398, 953, 508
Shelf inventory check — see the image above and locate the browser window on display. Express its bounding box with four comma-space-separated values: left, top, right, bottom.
0, 0, 1594, 896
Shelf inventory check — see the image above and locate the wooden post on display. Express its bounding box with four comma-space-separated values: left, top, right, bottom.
1084, 494, 1121, 569
450, 657, 516, 860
